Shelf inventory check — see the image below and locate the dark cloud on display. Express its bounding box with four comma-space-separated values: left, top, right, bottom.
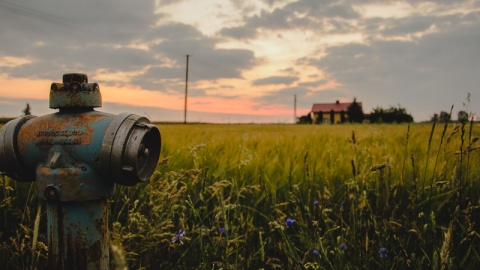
143, 23, 258, 83
380, 15, 437, 37
0, 0, 157, 46
1, 0, 479, 122
127, 23, 259, 93
219, 0, 360, 40
310, 13, 480, 119
298, 80, 328, 88
252, 76, 298, 85
220, 26, 257, 39
0, 1, 258, 91
0, 0, 158, 80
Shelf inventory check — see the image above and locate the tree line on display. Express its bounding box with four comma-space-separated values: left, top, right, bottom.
431, 110, 473, 123
298, 98, 414, 124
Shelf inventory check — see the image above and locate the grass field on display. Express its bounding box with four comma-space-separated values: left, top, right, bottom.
1, 121, 480, 269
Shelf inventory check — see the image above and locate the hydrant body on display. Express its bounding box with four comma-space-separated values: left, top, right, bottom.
0, 74, 161, 269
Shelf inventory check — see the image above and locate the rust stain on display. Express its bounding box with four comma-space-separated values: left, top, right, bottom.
37, 167, 102, 201
17, 114, 96, 154
48, 203, 65, 270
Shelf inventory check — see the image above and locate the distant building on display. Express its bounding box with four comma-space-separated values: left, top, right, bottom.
311, 100, 362, 124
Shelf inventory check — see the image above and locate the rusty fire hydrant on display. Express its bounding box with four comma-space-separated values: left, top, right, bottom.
0, 73, 161, 269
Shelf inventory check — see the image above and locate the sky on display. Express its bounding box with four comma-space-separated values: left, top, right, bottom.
0, 0, 479, 123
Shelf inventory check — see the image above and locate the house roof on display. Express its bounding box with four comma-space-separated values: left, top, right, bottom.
311, 101, 362, 113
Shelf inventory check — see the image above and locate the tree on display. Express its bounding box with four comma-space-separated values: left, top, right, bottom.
347, 98, 364, 123
298, 113, 312, 124
367, 105, 413, 124
439, 111, 450, 123
458, 110, 469, 123
23, 103, 31, 116
431, 113, 439, 122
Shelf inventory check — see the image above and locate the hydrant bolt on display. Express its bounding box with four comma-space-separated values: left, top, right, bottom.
44, 185, 60, 202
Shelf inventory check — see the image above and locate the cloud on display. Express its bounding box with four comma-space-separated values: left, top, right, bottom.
0, 0, 157, 45
2, 45, 155, 82
379, 15, 437, 37
0, 0, 479, 122
134, 23, 258, 87
254, 86, 307, 107
218, 0, 361, 41
0, 2, 259, 91
0, 0, 158, 80
220, 26, 258, 39
310, 11, 480, 118
252, 76, 298, 85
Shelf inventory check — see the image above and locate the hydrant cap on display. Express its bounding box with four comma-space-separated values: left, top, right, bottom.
100, 113, 161, 185
49, 73, 102, 109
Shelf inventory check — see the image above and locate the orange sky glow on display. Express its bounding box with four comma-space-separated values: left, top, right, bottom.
0, 73, 296, 117
0, 0, 478, 123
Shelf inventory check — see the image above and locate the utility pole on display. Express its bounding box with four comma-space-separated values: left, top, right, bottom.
184, 54, 189, 124
293, 94, 297, 124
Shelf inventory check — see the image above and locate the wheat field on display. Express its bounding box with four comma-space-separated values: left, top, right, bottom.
1, 122, 480, 269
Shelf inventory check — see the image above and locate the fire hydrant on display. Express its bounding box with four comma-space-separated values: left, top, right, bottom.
0, 73, 161, 269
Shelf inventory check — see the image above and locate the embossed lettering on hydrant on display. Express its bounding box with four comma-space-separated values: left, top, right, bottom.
35, 129, 84, 145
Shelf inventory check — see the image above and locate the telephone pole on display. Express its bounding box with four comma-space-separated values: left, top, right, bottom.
184, 54, 189, 124
293, 94, 297, 124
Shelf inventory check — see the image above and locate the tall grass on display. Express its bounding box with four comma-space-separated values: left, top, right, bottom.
1, 122, 479, 269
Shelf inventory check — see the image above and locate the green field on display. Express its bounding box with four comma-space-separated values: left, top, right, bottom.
1, 122, 480, 269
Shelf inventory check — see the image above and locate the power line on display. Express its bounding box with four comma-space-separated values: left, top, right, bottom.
0, 0, 72, 26
0, 0, 113, 41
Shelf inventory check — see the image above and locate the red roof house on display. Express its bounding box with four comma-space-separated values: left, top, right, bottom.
311, 100, 362, 124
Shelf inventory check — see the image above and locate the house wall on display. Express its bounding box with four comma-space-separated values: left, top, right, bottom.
314, 112, 347, 124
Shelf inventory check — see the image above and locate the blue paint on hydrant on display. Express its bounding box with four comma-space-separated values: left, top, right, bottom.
0, 73, 161, 269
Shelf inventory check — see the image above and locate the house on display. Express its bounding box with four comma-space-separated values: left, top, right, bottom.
311, 100, 362, 124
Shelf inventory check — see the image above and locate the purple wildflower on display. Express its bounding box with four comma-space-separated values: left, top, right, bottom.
379, 247, 388, 259
219, 227, 227, 235
313, 249, 319, 256
339, 242, 347, 251
172, 229, 186, 245
285, 218, 295, 227
313, 200, 319, 207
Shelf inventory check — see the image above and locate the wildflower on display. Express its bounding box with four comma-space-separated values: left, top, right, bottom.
313, 249, 319, 256
339, 242, 347, 251
313, 200, 319, 207
285, 218, 295, 227
379, 247, 388, 259
219, 227, 227, 235
172, 229, 186, 245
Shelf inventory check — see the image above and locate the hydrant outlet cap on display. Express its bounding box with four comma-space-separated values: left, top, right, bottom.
100, 113, 161, 185
49, 73, 102, 109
